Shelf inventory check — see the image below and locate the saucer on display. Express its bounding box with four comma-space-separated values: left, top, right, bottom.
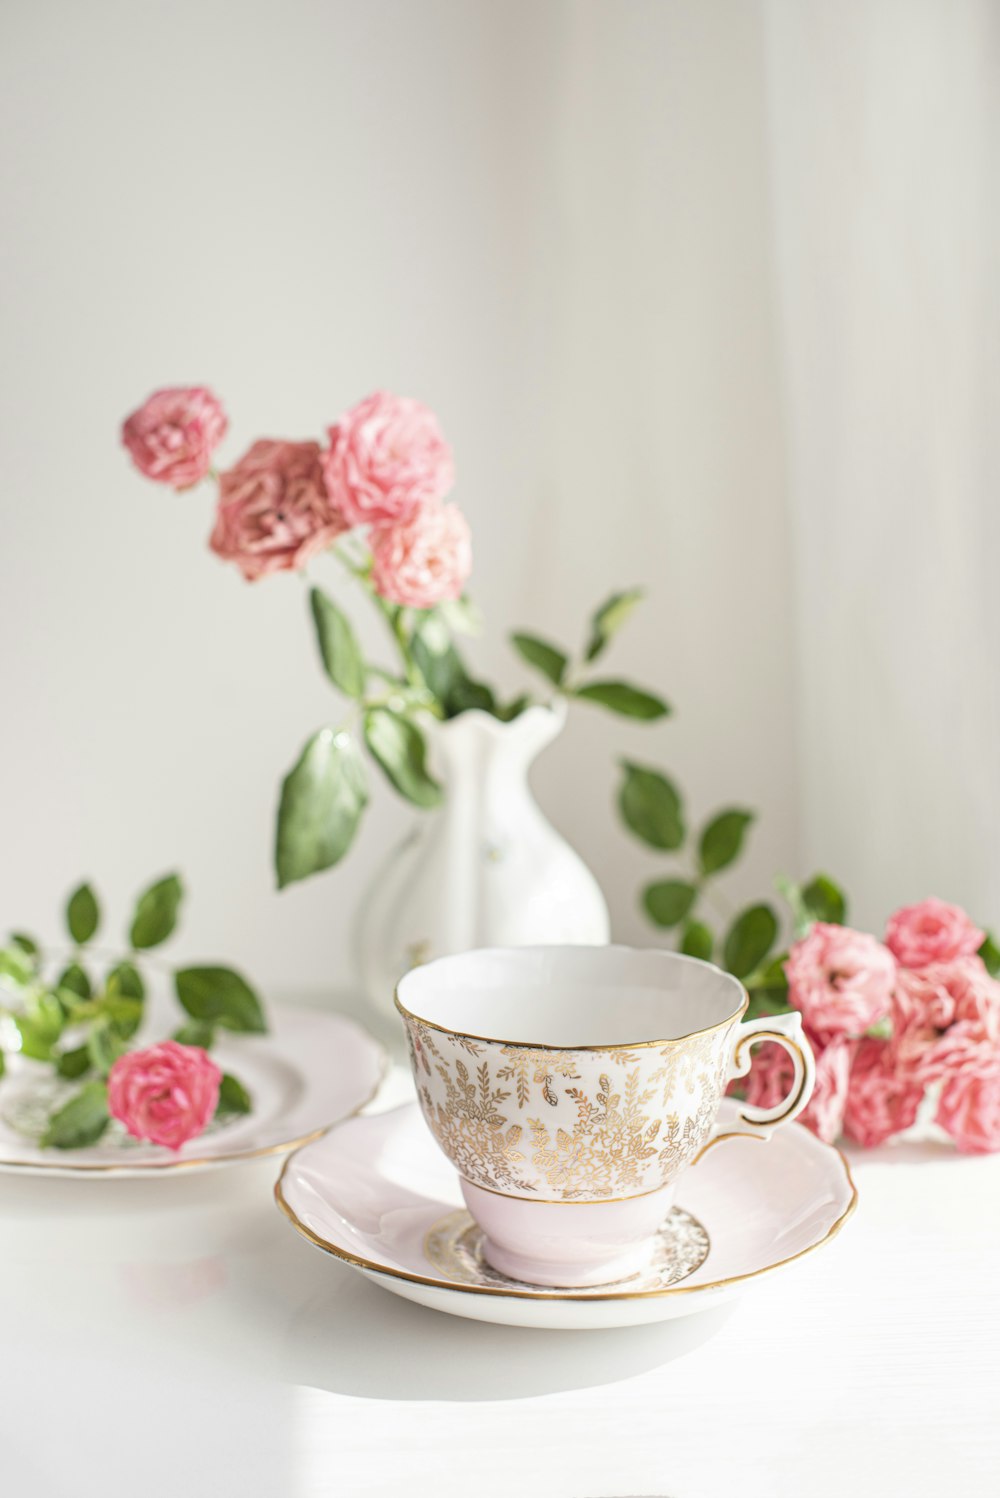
0, 1005, 387, 1176
275, 1098, 857, 1329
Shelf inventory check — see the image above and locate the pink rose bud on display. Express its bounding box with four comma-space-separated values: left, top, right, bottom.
322, 390, 454, 526
107, 1041, 222, 1151
370, 499, 472, 609
122, 386, 228, 488
210, 439, 347, 581
784, 922, 896, 1042
884, 897, 985, 969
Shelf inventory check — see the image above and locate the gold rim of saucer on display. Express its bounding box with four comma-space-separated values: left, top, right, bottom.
394, 948, 750, 1054
273, 1136, 858, 1304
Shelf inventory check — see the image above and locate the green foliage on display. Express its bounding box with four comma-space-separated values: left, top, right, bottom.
723, 904, 779, 980
42, 1082, 110, 1150
310, 586, 365, 699
174, 966, 266, 1034
618, 762, 685, 851
584, 588, 644, 663
680, 920, 714, 961
979, 933, 1000, 978
216, 1073, 252, 1117
173, 1020, 215, 1048
130, 874, 184, 950
643, 879, 698, 929
275, 728, 368, 888
57, 962, 91, 1001
15, 993, 65, 1061
412, 616, 496, 718
56, 1046, 92, 1081
66, 884, 100, 945
698, 810, 754, 877
800, 873, 847, 926
364, 709, 443, 809
572, 681, 670, 720
510, 633, 568, 688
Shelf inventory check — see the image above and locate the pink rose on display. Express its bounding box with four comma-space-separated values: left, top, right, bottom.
884, 897, 984, 969
210, 439, 346, 581
322, 390, 454, 526
936, 1068, 1000, 1153
108, 1041, 222, 1150
842, 1037, 924, 1147
785, 922, 896, 1042
893, 958, 1000, 1083
739, 1030, 852, 1145
122, 386, 228, 488
370, 499, 472, 609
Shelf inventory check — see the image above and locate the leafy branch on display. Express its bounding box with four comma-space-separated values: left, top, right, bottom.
0, 877, 266, 1148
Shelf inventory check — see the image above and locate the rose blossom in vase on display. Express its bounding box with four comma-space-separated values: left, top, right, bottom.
122, 386, 228, 488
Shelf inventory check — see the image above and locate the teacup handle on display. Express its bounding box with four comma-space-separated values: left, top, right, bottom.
708, 1012, 816, 1149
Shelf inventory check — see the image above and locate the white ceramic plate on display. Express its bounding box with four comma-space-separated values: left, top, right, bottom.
0, 1004, 387, 1176
275, 1097, 858, 1329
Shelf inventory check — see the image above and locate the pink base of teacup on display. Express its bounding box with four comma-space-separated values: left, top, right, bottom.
459, 1178, 677, 1288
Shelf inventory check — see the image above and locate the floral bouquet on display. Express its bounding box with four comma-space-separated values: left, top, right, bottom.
123, 386, 668, 888
738, 898, 1000, 1154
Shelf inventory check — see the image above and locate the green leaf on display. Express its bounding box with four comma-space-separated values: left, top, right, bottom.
57, 962, 91, 1000
87, 1021, 127, 1078
618, 761, 685, 850
102, 995, 143, 1039
66, 883, 100, 945
698, 810, 754, 877
106, 960, 145, 1002
642, 879, 698, 929
130, 873, 184, 950
10, 932, 41, 966
42, 1081, 110, 1150
680, 920, 714, 961
175, 966, 267, 1034
310, 586, 365, 699
573, 681, 670, 720
411, 618, 495, 717
173, 1020, 215, 1048
215, 1072, 252, 1117
364, 709, 443, 809
56, 1045, 92, 1080
495, 693, 532, 722
724, 904, 779, 980
979, 932, 1000, 978
275, 728, 369, 888
800, 873, 847, 926
0, 1048, 5, 1079
510, 632, 568, 688
0, 946, 36, 987
584, 587, 644, 662
15, 994, 65, 1060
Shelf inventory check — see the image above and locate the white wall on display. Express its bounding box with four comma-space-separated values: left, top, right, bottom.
0, 0, 814, 993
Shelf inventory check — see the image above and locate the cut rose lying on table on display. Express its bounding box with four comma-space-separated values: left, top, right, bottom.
735, 897, 1000, 1153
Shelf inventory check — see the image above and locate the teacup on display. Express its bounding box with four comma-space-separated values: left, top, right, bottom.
397, 945, 815, 1287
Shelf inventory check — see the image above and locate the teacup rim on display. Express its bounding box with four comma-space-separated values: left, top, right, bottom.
394, 944, 750, 1052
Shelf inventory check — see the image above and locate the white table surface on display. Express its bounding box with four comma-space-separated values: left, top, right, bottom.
2, 990, 998, 1498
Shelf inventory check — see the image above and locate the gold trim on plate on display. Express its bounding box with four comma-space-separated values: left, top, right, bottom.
273, 1135, 858, 1304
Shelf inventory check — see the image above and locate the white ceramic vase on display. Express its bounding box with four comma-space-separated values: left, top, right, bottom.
355, 704, 610, 1017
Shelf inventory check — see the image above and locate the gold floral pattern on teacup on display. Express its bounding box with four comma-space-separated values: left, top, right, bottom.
403, 1017, 736, 1201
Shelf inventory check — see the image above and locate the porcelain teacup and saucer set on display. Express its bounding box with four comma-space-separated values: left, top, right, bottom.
276, 946, 857, 1329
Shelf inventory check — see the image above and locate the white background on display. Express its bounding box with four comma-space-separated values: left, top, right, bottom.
1, 0, 996, 991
